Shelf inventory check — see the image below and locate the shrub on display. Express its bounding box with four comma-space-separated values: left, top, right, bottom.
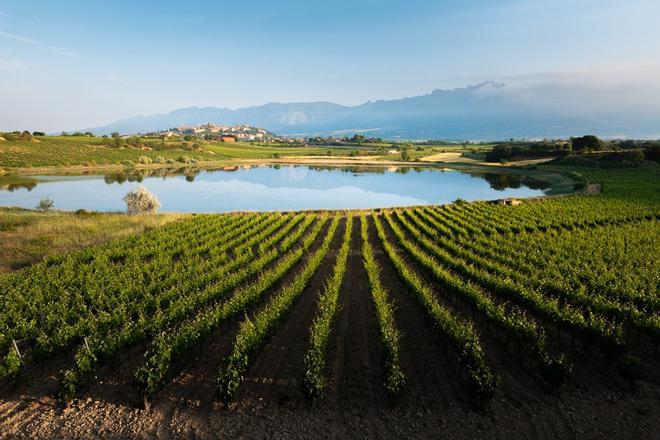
121, 160, 135, 167
35, 198, 55, 212
123, 185, 161, 214
166, 158, 176, 164
2, 133, 20, 141
127, 137, 143, 148
572, 135, 604, 152
137, 156, 153, 165
154, 156, 166, 164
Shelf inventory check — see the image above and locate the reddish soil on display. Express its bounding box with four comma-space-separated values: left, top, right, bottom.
1, 215, 659, 439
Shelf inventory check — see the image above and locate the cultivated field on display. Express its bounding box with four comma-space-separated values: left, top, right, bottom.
0, 167, 658, 438
0, 136, 348, 170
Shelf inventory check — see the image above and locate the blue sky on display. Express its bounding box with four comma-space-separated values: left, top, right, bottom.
1, 0, 659, 131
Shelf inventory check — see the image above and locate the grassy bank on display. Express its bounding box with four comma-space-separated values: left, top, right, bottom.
0, 135, 487, 172
0, 207, 184, 273
0, 136, 359, 170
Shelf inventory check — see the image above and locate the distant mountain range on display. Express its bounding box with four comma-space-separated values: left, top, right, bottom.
82, 82, 657, 140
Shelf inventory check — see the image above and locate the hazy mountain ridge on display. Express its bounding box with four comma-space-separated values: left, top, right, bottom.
83, 82, 649, 140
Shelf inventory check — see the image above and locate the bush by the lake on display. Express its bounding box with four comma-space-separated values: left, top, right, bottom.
35, 197, 54, 212
123, 185, 161, 214
137, 156, 152, 165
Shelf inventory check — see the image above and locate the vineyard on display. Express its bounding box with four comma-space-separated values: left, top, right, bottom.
0, 166, 658, 438
0, 136, 356, 169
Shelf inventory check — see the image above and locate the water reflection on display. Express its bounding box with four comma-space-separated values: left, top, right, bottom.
480, 173, 550, 191
0, 165, 553, 212
0, 176, 38, 192
102, 167, 203, 184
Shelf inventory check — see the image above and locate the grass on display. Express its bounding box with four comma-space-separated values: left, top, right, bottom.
0, 136, 369, 169
204, 142, 346, 159
0, 136, 497, 170
0, 136, 222, 168
0, 207, 185, 273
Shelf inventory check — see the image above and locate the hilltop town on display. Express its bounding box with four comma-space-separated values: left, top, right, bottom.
154, 123, 282, 142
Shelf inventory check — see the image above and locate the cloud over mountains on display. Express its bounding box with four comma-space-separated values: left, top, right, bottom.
84, 70, 660, 140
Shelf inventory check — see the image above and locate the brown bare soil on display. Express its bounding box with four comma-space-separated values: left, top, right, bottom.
1, 215, 659, 439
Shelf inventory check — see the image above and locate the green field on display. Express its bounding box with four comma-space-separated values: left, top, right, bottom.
0, 208, 183, 273
0, 136, 357, 169
0, 165, 657, 420
0, 135, 490, 170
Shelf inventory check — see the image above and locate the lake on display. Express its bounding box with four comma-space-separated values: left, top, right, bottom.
0, 165, 554, 212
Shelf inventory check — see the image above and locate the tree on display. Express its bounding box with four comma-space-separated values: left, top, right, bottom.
32, 131, 46, 137
400, 150, 411, 161
572, 135, 604, 152
19, 130, 33, 141
485, 145, 513, 162
111, 132, 121, 138
35, 198, 54, 212
123, 185, 161, 214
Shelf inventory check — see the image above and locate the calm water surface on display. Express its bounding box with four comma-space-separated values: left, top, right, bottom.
0, 165, 551, 212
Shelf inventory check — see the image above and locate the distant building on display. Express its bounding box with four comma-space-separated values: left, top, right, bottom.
493, 198, 522, 206
221, 135, 237, 143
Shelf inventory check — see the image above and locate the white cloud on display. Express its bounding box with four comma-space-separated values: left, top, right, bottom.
0, 30, 39, 45
459, 62, 660, 117
46, 45, 79, 58
0, 30, 79, 58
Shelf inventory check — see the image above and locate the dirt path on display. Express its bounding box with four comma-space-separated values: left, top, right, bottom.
325, 216, 390, 414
